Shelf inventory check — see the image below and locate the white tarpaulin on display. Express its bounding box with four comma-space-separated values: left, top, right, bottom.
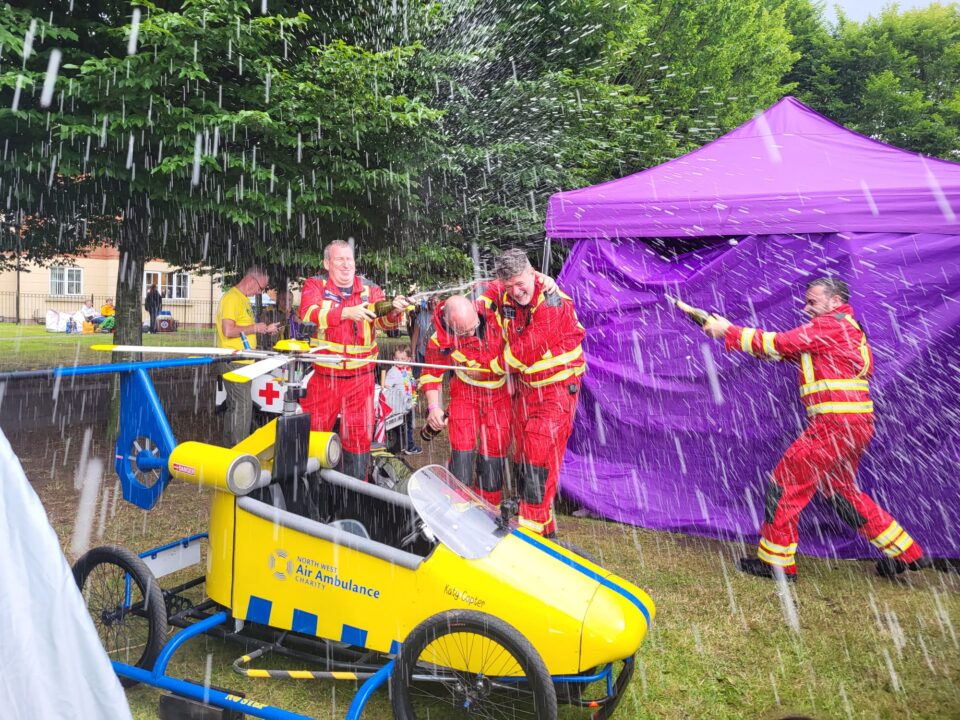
0, 427, 132, 719
44, 309, 85, 333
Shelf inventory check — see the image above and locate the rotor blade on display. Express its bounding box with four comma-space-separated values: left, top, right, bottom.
91, 344, 269, 360
222, 355, 294, 383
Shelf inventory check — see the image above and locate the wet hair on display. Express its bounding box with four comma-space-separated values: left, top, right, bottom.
807, 277, 849, 302
494, 249, 532, 280
324, 239, 353, 262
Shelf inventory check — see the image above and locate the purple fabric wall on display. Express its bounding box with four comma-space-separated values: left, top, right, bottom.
557, 232, 960, 558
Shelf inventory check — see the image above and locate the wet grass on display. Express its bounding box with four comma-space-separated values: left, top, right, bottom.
12, 420, 960, 720
0, 323, 218, 370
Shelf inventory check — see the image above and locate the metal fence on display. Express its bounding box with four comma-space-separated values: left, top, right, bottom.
0, 292, 219, 327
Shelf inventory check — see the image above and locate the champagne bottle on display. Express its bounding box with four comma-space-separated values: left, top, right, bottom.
420, 412, 449, 442
666, 295, 716, 327
368, 299, 397, 317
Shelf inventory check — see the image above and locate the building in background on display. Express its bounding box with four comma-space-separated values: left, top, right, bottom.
0, 246, 225, 327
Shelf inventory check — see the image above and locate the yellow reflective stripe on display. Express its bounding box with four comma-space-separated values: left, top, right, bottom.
799, 379, 870, 396
490, 356, 505, 375
762, 331, 781, 360
524, 345, 584, 374
317, 301, 335, 329
884, 534, 914, 558
419, 373, 444, 384
450, 350, 471, 365
504, 344, 527, 371
312, 339, 377, 354
871, 521, 904, 548
757, 549, 797, 567
759, 538, 798, 556
453, 369, 506, 389
524, 364, 585, 388
518, 512, 553, 533
362, 319, 372, 346
806, 401, 874, 416
304, 304, 321, 323
800, 352, 815, 384
740, 328, 757, 355
858, 339, 871, 378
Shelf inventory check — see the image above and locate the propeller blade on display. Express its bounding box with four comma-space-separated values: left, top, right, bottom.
91, 344, 268, 359
222, 355, 293, 383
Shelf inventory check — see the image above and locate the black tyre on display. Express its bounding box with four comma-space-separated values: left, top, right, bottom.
391, 610, 557, 720
73, 545, 168, 687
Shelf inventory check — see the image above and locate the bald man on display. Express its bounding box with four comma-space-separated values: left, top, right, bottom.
420, 295, 510, 505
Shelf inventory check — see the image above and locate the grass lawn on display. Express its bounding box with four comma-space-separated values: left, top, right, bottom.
0, 323, 217, 370
12, 419, 959, 720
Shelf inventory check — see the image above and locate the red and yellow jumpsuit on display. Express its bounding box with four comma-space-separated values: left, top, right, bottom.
420, 298, 510, 506
299, 275, 403, 481
496, 278, 586, 536
725, 304, 925, 575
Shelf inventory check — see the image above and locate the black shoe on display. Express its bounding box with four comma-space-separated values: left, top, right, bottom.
736, 557, 796, 583
876, 556, 932, 579
933, 558, 960, 574
403, 445, 423, 456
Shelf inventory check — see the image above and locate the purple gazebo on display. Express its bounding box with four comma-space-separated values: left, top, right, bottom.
547, 96, 960, 559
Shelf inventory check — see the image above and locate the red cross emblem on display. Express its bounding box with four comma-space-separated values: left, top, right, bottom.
258, 382, 280, 406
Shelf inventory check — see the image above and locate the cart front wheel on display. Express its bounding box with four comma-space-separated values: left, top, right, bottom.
72, 545, 168, 687
390, 609, 557, 720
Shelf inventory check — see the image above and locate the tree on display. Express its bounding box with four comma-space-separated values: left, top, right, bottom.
782, 1, 960, 159
1, 1, 443, 343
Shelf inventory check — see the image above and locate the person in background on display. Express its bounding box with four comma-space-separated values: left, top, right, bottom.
80, 300, 104, 327
144, 284, 162, 334
702, 277, 929, 581
216, 266, 280, 446
410, 296, 439, 381
385, 347, 422, 455
299, 240, 409, 481
99, 298, 115, 318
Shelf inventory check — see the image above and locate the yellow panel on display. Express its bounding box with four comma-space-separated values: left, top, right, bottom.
205, 491, 236, 608
227, 507, 643, 675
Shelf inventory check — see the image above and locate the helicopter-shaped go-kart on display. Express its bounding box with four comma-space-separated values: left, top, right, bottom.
17, 327, 656, 719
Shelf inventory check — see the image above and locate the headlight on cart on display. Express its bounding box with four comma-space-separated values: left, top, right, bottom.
309, 431, 341, 469
169, 442, 263, 496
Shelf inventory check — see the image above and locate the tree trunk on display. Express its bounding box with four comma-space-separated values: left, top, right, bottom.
114, 220, 146, 351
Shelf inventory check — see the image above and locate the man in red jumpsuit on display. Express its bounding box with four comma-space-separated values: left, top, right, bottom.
299, 240, 408, 481
494, 250, 586, 537
704, 277, 927, 580
420, 295, 510, 505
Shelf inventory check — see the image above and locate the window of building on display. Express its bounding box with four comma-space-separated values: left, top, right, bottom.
144, 271, 190, 300
50, 266, 83, 296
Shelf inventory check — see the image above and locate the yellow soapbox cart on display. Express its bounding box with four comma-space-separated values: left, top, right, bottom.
18, 339, 655, 720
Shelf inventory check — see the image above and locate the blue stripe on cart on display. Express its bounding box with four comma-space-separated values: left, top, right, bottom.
341, 624, 368, 647
292, 609, 318, 636
246, 596, 273, 624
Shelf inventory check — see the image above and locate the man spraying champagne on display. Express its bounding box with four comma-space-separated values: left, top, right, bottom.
697, 278, 929, 582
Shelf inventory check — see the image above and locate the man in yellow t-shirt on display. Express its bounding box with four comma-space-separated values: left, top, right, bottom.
100, 299, 115, 317
216, 266, 280, 445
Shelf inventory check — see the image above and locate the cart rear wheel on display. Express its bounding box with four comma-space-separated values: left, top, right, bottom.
390, 610, 557, 720
73, 545, 168, 687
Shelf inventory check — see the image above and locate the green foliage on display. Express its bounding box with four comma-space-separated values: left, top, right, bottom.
782, 0, 960, 159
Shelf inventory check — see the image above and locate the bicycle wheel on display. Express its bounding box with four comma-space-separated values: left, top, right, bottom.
391, 610, 557, 720
73, 545, 168, 687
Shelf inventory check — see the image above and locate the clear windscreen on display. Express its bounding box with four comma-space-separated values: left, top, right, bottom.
407, 465, 512, 560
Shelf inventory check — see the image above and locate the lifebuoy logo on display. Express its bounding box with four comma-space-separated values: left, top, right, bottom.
268, 548, 293, 581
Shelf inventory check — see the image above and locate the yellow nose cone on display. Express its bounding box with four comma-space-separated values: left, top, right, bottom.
580, 578, 654, 671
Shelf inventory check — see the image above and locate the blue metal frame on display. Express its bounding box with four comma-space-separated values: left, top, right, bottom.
138, 533, 208, 561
